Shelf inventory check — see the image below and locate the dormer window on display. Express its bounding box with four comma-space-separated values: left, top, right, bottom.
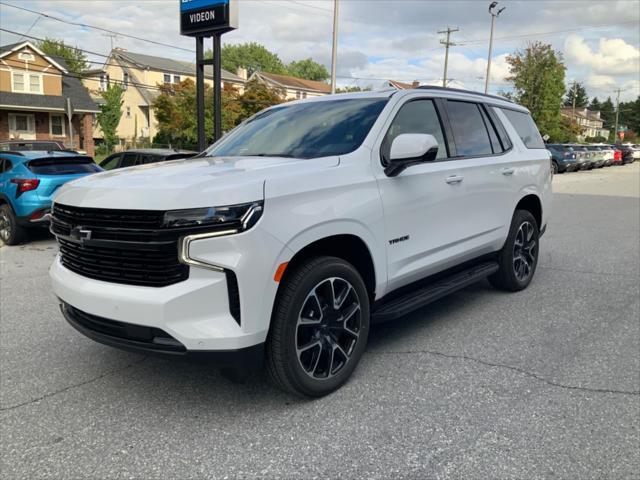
19, 51, 35, 61
100, 74, 110, 91
123, 72, 129, 90
12, 72, 42, 94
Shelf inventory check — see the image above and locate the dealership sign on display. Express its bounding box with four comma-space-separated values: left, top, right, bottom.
180, 0, 238, 36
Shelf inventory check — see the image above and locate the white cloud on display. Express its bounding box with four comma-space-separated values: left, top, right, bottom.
565, 35, 640, 75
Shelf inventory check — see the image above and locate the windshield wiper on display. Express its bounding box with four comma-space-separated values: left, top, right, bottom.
252, 153, 298, 158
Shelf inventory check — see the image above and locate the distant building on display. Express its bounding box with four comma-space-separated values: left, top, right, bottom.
0, 41, 99, 155
386, 80, 420, 89
82, 48, 246, 145
561, 107, 610, 140
249, 72, 331, 100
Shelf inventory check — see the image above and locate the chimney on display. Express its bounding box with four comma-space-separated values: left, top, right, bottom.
237, 67, 248, 81
412, 80, 420, 88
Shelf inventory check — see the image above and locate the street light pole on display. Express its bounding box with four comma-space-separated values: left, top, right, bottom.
484, 2, 505, 94
330, 0, 339, 94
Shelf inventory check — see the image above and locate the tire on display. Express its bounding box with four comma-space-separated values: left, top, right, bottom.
551, 161, 559, 175
489, 210, 539, 292
0, 204, 27, 246
266, 256, 370, 397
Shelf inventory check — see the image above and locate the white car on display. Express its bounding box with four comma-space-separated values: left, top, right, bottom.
49, 87, 552, 397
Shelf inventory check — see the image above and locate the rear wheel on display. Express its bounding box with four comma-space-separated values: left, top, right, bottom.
266, 256, 370, 397
489, 210, 539, 292
0, 204, 26, 246
551, 161, 559, 174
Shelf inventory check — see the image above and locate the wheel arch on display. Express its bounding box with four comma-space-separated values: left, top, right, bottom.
279, 233, 378, 304
515, 193, 542, 229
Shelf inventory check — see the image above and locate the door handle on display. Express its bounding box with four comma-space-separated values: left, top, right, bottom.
445, 175, 463, 184
501, 167, 515, 175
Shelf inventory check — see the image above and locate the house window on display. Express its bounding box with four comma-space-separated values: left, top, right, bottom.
164, 74, 171, 84
12, 73, 25, 92
123, 72, 129, 90
29, 74, 41, 93
100, 74, 109, 91
8, 113, 36, 138
50, 114, 65, 136
296, 91, 301, 99
126, 106, 131, 118
173, 75, 180, 83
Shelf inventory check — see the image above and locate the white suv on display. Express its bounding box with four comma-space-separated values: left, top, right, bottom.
50, 87, 552, 397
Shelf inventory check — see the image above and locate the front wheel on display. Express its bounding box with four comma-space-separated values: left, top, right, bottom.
551, 161, 559, 175
489, 210, 539, 292
266, 256, 370, 397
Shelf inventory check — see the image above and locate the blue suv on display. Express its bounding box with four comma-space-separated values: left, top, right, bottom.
0, 151, 101, 245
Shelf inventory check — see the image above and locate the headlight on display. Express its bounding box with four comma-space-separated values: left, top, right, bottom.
164, 201, 263, 231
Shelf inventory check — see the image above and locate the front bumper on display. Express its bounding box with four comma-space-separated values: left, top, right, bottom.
60, 302, 264, 365
50, 224, 290, 352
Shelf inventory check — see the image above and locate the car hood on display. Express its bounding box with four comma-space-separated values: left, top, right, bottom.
53, 155, 339, 210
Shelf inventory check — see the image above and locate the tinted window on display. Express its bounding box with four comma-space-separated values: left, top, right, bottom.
207, 98, 388, 159
479, 105, 502, 153
120, 153, 138, 168
0, 159, 4, 173
501, 109, 545, 149
138, 154, 162, 165
447, 101, 493, 157
383, 99, 448, 160
0, 159, 13, 173
100, 154, 122, 170
27, 157, 101, 175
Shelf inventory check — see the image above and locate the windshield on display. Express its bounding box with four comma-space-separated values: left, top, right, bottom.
205, 98, 388, 159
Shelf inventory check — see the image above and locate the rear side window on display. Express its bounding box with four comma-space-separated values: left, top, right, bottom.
446, 101, 493, 157
501, 109, 545, 149
100, 154, 122, 170
120, 153, 138, 168
138, 154, 162, 165
27, 157, 101, 175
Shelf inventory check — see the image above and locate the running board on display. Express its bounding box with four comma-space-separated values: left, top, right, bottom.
371, 261, 499, 323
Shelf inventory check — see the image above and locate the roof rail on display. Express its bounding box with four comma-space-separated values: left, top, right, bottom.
415, 85, 515, 104
0, 150, 25, 156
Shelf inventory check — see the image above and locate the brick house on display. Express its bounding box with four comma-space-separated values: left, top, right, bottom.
0, 41, 99, 155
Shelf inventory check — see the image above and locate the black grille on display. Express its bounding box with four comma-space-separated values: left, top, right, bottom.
52, 203, 191, 287
62, 303, 186, 352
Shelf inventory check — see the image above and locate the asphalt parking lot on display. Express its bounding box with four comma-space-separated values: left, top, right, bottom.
1, 164, 639, 479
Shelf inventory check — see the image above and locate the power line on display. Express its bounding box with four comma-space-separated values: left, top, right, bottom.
0, 1, 193, 53
458, 20, 640, 46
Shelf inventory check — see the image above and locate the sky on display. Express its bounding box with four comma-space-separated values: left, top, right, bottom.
1, 0, 639, 101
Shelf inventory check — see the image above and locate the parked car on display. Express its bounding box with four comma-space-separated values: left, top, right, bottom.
546, 144, 578, 173
609, 145, 624, 165
569, 145, 594, 169
595, 145, 615, 166
0, 151, 101, 245
49, 87, 552, 397
584, 145, 606, 168
99, 149, 198, 170
0, 140, 67, 152
616, 144, 636, 164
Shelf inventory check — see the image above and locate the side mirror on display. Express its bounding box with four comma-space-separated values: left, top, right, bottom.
385, 133, 439, 177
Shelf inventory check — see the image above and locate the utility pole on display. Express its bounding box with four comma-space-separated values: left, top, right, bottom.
613, 88, 623, 143
102, 33, 120, 51
571, 81, 578, 124
438, 27, 459, 88
330, 0, 339, 94
485, 2, 506, 94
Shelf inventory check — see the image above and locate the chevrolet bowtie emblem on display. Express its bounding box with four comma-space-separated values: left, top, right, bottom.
69, 226, 92, 243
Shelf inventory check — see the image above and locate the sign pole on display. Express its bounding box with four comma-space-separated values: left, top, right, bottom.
213, 32, 222, 142
195, 36, 206, 152
66, 97, 74, 149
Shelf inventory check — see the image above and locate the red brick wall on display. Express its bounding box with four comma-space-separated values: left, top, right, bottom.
0, 109, 94, 156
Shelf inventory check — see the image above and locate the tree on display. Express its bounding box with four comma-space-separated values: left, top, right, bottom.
234, 79, 285, 119
599, 97, 615, 129
563, 81, 588, 108
287, 58, 329, 81
97, 85, 123, 152
336, 86, 372, 93
153, 80, 244, 148
589, 97, 601, 111
506, 42, 566, 141
38, 38, 87, 74
215, 42, 287, 76
618, 96, 640, 136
